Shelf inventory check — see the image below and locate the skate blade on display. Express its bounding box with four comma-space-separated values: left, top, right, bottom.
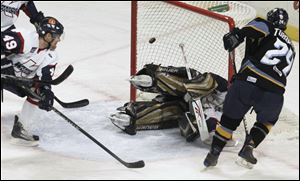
235, 157, 254, 169
10, 137, 39, 147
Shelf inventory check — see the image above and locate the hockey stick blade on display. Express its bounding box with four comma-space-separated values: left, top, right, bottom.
54, 96, 89, 109
50, 65, 74, 85
123, 160, 145, 169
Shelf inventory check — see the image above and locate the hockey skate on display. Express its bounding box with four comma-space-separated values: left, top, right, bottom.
203, 146, 222, 167
235, 136, 257, 169
11, 115, 39, 147
109, 112, 137, 135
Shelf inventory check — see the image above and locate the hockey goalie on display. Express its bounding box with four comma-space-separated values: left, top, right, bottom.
109, 64, 237, 146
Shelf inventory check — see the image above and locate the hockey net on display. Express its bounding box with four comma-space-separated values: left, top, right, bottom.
130, 1, 299, 143
131, 1, 256, 101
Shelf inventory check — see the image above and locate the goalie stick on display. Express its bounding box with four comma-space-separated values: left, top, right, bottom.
17, 84, 145, 169
179, 43, 210, 141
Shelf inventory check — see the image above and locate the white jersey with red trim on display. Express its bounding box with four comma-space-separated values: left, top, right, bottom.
1, 1, 29, 31
7, 28, 58, 79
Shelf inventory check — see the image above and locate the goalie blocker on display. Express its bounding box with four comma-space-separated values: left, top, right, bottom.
110, 64, 237, 145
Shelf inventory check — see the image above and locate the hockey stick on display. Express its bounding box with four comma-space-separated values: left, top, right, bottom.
179, 43, 210, 141
20, 85, 145, 169
1, 65, 74, 86
49, 65, 74, 85
228, 50, 249, 137
1, 65, 73, 103
54, 96, 89, 109
1, 65, 88, 108
50, 106, 145, 168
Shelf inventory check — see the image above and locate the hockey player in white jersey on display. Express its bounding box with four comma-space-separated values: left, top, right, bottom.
110, 64, 237, 146
1, 1, 44, 32
1, 16, 64, 146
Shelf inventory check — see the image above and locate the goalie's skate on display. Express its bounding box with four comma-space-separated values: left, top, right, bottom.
11, 115, 39, 147
109, 112, 137, 135
129, 75, 153, 88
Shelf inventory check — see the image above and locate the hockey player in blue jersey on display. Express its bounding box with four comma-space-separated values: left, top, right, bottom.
204, 8, 296, 168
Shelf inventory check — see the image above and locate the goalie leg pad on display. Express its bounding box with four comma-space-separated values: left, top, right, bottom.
109, 112, 137, 135
110, 97, 188, 135
134, 99, 186, 130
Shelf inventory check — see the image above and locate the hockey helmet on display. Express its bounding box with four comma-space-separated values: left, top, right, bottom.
37, 17, 64, 38
267, 8, 289, 30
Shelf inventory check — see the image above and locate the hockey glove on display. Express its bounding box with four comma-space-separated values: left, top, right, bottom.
223, 28, 244, 52
30, 11, 45, 29
38, 85, 54, 111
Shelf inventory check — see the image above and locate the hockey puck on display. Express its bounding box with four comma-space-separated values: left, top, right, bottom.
149, 37, 156, 44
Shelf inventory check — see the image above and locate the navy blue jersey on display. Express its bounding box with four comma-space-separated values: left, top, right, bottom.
237, 18, 296, 94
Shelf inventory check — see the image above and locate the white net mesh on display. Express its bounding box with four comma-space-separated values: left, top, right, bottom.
132, 1, 256, 100
134, 1, 256, 79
